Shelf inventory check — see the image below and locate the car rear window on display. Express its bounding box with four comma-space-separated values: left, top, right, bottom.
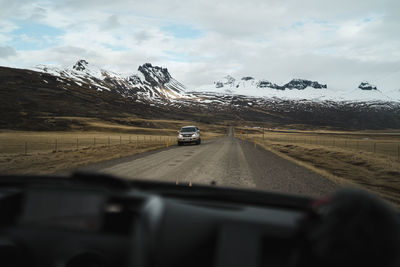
181, 127, 196, 132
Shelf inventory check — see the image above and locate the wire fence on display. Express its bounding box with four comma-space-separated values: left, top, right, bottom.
0, 135, 177, 156
237, 132, 400, 161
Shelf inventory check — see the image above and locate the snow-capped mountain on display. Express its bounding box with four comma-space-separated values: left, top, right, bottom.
193, 75, 399, 102
197, 75, 326, 92
34, 60, 186, 100
2, 61, 400, 130
32, 60, 400, 103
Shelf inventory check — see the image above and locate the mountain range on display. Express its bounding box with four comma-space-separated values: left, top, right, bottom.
0, 60, 399, 130
194, 75, 399, 103
34, 60, 400, 103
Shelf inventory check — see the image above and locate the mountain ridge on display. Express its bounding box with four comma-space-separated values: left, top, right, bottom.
31, 60, 400, 102
195, 75, 399, 102
214, 76, 327, 91
34, 60, 187, 100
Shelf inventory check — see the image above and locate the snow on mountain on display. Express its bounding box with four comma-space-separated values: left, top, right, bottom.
192, 75, 399, 102
194, 78, 332, 100
386, 89, 400, 102
34, 60, 187, 100
337, 88, 392, 102
32, 61, 400, 104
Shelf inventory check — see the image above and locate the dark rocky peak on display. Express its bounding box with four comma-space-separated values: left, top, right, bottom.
215, 81, 224, 88
241, 76, 254, 81
224, 75, 236, 85
138, 63, 172, 86
214, 75, 235, 88
257, 80, 282, 90
73, 59, 89, 71
359, 82, 377, 90
128, 74, 142, 85
284, 79, 327, 90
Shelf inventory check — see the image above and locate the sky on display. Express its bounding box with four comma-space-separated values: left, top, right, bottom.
0, 0, 400, 91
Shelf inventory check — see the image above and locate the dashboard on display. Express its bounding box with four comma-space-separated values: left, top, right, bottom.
0, 173, 399, 267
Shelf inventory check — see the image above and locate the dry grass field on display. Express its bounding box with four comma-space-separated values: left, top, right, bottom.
236, 127, 400, 207
0, 117, 226, 174
237, 127, 400, 159
0, 142, 167, 175
0, 117, 226, 155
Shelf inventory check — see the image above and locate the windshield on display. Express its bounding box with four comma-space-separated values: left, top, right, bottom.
0, 0, 399, 211
180, 127, 196, 133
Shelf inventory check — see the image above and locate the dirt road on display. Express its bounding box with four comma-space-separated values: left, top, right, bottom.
97, 128, 336, 197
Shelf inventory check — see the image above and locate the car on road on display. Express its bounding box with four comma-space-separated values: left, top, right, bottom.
177, 126, 201, 146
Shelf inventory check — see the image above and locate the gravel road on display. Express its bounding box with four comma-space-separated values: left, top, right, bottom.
98, 128, 336, 197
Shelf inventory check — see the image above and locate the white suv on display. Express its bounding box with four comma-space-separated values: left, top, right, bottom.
177, 126, 201, 146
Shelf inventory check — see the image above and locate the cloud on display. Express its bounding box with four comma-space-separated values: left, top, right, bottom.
133, 30, 153, 44
0, 46, 17, 58
27, 5, 47, 22
0, 0, 399, 90
0, 20, 18, 33
102, 15, 121, 31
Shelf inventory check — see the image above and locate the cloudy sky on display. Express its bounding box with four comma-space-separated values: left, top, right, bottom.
0, 0, 399, 91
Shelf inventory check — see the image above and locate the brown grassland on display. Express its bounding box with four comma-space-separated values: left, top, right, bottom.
0, 117, 226, 175
236, 127, 400, 207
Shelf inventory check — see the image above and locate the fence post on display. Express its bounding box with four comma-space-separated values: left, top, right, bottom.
398, 144, 400, 161
24, 141, 27, 156
55, 139, 58, 152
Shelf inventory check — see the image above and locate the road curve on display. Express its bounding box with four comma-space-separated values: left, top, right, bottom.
97, 128, 336, 197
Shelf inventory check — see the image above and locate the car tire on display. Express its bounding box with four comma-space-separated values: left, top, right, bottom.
196, 139, 201, 145
178, 141, 182, 146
